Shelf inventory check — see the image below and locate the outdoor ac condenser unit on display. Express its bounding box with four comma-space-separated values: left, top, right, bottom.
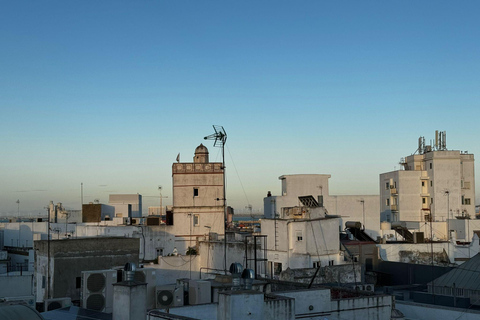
43, 297, 72, 312
155, 285, 184, 309
81, 269, 117, 313
189, 280, 211, 305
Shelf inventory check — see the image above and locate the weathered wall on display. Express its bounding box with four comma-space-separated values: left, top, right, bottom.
34, 237, 139, 301
329, 295, 392, 320
0, 274, 33, 298
279, 264, 362, 285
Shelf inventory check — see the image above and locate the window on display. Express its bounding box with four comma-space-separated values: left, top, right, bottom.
430, 163, 432, 169
386, 199, 390, 206
385, 182, 390, 190
462, 196, 465, 205
431, 198, 434, 204
296, 231, 303, 241
430, 181, 433, 187
193, 188, 199, 197
465, 198, 471, 205
422, 181, 425, 187
274, 262, 282, 276
76, 277, 81, 289
193, 214, 200, 226
42, 276, 46, 289
422, 198, 426, 204
313, 261, 321, 268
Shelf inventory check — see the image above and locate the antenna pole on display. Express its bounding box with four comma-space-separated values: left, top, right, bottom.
204, 125, 228, 274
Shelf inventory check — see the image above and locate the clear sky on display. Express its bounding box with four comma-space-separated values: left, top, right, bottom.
1, 1, 479, 216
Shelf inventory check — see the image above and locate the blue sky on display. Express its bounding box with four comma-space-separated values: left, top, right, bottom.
1, 1, 479, 215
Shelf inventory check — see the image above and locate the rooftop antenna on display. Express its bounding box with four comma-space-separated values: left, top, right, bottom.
204, 125, 228, 274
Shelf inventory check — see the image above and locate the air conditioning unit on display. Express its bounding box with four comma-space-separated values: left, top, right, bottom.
134, 268, 157, 309
82, 269, 117, 313
364, 284, 375, 292
189, 280, 211, 305
44, 297, 72, 312
155, 285, 184, 309
353, 285, 364, 291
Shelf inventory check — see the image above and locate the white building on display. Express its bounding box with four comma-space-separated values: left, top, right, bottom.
109, 194, 143, 218
264, 174, 380, 239
171, 144, 225, 252
261, 174, 381, 274
380, 131, 476, 240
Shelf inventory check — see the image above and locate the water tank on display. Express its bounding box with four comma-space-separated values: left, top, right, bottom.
345, 221, 362, 229
380, 222, 391, 230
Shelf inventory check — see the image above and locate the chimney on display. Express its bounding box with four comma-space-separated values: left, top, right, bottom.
112, 263, 147, 320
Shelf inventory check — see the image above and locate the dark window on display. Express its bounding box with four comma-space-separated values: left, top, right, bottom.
76, 277, 81, 289
193, 188, 199, 197
430, 163, 432, 169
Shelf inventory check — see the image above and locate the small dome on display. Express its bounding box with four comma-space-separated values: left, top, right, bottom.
195, 144, 209, 154
194, 144, 209, 163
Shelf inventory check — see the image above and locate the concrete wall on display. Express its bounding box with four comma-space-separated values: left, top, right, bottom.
34, 237, 139, 301
329, 295, 392, 320
280, 264, 362, 285
2, 222, 177, 263
0, 274, 33, 298
218, 291, 266, 320
325, 195, 380, 239
155, 237, 261, 285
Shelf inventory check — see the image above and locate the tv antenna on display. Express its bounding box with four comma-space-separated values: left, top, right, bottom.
204, 125, 228, 274
204, 125, 227, 148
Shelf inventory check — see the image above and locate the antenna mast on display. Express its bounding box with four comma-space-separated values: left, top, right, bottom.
204, 125, 228, 274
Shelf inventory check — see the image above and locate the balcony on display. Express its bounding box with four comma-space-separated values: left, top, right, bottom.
390, 204, 398, 211
390, 188, 398, 195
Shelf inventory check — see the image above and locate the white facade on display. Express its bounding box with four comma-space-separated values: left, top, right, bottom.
380, 134, 475, 225
264, 174, 380, 239
261, 217, 343, 272
109, 194, 143, 218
